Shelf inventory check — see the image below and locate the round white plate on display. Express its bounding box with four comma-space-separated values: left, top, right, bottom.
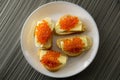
20, 1, 99, 78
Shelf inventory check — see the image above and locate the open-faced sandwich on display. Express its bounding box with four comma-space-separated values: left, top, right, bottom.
34, 17, 54, 49
55, 15, 86, 35
37, 50, 68, 71
57, 36, 92, 56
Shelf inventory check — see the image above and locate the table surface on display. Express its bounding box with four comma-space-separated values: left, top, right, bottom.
0, 0, 120, 80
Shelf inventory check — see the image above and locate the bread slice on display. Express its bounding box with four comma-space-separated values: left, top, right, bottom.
37, 50, 68, 72
34, 17, 54, 49
57, 36, 92, 56
55, 15, 86, 35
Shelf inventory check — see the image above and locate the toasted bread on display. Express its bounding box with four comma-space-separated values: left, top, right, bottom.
55, 15, 86, 35
37, 50, 68, 71
34, 17, 54, 49
57, 36, 92, 56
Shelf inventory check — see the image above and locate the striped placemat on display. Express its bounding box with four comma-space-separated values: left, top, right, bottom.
0, 0, 120, 80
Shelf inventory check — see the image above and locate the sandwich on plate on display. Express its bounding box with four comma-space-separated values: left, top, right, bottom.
34, 17, 54, 49
55, 15, 86, 35
57, 36, 92, 56
37, 50, 68, 71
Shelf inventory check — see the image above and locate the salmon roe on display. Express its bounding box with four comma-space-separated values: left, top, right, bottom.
60, 15, 79, 31
40, 50, 61, 68
35, 20, 52, 44
63, 37, 84, 53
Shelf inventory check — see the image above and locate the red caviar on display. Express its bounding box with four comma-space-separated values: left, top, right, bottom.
63, 37, 84, 53
40, 50, 61, 68
60, 15, 79, 31
35, 20, 52, 44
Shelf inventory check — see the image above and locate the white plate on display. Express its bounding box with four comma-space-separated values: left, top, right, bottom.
20, 1, 99, 78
